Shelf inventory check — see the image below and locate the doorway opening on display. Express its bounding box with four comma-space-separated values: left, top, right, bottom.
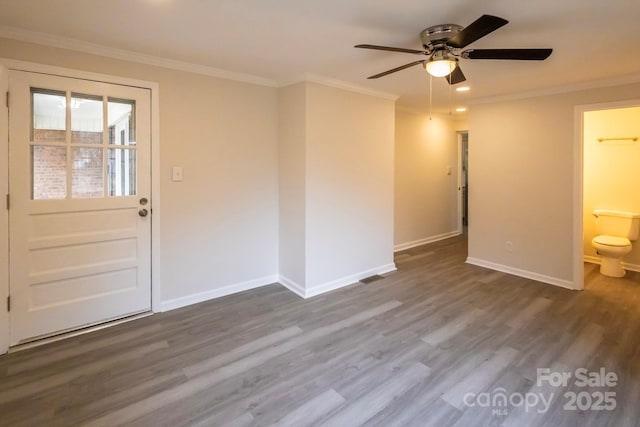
574, 99, 640, 290
582, 104, 640, 282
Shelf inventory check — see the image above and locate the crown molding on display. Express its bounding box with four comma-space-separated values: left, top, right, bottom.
0, 25, 278, 87
282, 73, 399, 101
469, 73, 640, 106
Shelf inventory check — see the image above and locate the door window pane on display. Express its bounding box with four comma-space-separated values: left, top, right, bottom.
108, 148, 136, 196
32, 146, 67, 199
29, 89, 139, 200
108, 98, 135, 146
72, 147, 103, 198
71, 94, 103, 144
32, 89, 66, 143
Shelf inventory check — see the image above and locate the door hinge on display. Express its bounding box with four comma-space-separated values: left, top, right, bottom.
5, 91, 8, 109
6, 296, 10, 312
5, 194, 8, 210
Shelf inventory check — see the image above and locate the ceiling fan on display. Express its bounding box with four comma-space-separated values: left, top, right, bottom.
355, 14, 552, 84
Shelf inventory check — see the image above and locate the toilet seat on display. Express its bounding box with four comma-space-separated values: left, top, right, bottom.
592, 235, 631, 247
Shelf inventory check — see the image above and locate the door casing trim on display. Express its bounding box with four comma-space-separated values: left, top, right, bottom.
456, 131, 468, 234
0, 59, 161, 353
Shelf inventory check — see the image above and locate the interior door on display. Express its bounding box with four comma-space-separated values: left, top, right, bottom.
8, 70, 151, 345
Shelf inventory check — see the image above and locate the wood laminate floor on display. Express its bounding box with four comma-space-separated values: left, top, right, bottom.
1, 234, 639, 426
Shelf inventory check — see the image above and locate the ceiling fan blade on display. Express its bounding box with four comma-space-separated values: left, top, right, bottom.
355, 44, 428, 55
367, 60, 426, 79
446, 15, 509, 49
463, 48, 553, 60
446, 66, 467, 85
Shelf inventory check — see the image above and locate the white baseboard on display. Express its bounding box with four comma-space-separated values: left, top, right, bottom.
306, 263, 397, 298
160, 275, 279, 312
278, 275, 306, 298
583, 255, 599, 264
466, 257, 577, 290
160, 261, 399, 312
279, 263, 397, 299
584, 255, 640, 273
394, 231, 461, 252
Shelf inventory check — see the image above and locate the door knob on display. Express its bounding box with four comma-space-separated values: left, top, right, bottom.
138, 208, 149, 217
140, 197, 148, 205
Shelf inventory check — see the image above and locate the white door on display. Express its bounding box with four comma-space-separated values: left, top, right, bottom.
8, 70, 151, 345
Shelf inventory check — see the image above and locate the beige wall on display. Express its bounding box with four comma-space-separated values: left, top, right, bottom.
394, 110, 460, 249
584, 106, 640, 268
469, 83, 640, 287
305, 83, 395, 290
0, 38, 280, 307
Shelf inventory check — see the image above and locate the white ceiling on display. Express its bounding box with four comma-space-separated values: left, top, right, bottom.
1, 0, 639, 113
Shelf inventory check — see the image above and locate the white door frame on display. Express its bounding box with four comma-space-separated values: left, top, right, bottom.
1, 66, 9, 353
0, 59, 162, 354
572, 98, 640, 291
456, 130, 468, 234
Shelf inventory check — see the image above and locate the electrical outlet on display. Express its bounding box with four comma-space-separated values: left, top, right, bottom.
505, 241, 513, 253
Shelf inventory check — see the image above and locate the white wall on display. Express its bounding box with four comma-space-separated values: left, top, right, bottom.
0, 37, 280, 309
583, 106, 640, 269
278, 83, 307, 286
1, 36, 397, 314
468, 82, 640, 288
305, 83, 395, 291
277, 82, 396, 296
394, 109, 460, 250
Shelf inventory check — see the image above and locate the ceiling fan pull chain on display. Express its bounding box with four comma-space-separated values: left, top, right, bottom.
429, 74, 433, 120
448, 62, 453, 115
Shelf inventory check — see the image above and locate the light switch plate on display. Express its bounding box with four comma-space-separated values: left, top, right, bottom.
172, 166, 183, 182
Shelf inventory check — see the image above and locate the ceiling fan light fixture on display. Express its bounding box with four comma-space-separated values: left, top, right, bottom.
424, 54, 458, 77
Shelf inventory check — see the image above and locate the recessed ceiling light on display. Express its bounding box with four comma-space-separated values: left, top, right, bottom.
455, 107, 467, 112
456, 86, 470, 92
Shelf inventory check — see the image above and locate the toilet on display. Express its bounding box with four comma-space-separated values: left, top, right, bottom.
591, 209, 640, 277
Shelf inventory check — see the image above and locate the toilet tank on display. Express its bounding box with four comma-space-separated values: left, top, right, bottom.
593, 210, 640, 240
